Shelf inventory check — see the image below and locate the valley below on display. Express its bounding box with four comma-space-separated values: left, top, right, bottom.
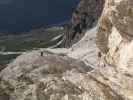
0, 26, 65, 66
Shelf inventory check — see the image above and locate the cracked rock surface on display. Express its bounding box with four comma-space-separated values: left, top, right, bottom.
1, 0, 133, 100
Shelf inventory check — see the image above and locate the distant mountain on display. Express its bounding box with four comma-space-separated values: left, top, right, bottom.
0, 0, 79, 33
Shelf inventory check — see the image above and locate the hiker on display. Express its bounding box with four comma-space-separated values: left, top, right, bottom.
40, 51, 43, 57
81, 12, 88, 29
98, 51, 102, 58
97, 51, 106, 67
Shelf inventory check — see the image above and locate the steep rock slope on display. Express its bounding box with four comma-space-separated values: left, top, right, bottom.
0, 0, 133, 100
0, 51, 125, 100
96, 0, 133, 73
0, 52, 93, 100
63, 0, 105, 47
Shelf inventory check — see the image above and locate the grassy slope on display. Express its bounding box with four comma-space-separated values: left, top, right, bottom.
0, 26, 65, 66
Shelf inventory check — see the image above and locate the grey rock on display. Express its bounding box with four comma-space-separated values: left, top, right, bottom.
63, 0, 105, 47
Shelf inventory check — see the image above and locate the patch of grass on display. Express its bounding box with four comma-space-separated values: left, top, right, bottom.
0, 54, 19, 66
0, 26, 65, 52
0, 26, 66, 67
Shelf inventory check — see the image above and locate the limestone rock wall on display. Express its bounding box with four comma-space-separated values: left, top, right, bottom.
96, 0, 133, 72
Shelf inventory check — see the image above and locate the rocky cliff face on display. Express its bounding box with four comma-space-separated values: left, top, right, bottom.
96, 0, 133, 72
63, 0, 105, 47
0, 0, 133, 100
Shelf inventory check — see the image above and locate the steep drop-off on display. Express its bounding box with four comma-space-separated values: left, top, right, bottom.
63, 0, 105, 47
0, 0, 133, 100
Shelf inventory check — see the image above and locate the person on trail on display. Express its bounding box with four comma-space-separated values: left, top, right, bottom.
98, 51, 102, 58
40, 51, 43, 57
98, 51, 106, 67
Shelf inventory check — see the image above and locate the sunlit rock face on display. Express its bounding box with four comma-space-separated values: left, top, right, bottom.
0, 51, 93, 100
96, 0, 133, 99
0, 51, 125, 100
96, 0, 133, 72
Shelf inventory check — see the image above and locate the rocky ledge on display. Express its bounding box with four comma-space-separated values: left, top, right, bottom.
0, 0, 133, 100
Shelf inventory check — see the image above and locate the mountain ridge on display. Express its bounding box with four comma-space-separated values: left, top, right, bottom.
1, 0, 133, 100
